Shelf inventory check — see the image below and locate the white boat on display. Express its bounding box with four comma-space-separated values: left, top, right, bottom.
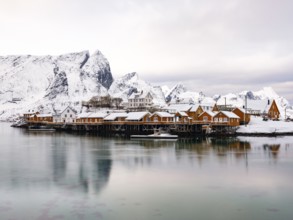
28, 125, 56, 131
130, 129, 178, 140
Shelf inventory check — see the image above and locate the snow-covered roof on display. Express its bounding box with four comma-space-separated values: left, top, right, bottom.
177, 111, 188, 117
189, 104, 201, 112
217, 111, 240, 119
104, 112, 128, 121
60, 106, 77, 114
246, 99, 272, 113
77, 112, 92, 119
153, 112, 174, 117
36, 114, 52, 117
128, 91, 153, 99
87, 112, 108, 118
233, 107, 245, 113
199, 111, 216, 118
126, 112, 150, 121
164, 104, 192, 112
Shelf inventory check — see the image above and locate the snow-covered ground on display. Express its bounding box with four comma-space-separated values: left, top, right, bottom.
237, 116, 293, 134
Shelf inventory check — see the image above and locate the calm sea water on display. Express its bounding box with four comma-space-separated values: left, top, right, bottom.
1, 122, 293, 220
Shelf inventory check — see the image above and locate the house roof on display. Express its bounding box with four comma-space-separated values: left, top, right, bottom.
104, 112, 128, 121
189, 104, 201, 112
246, 99, 273, 113
152, 112, 174, 117
77, 113, 92, 119
128, 91, 153, 99
199, 111, 216, 118
216, 111, 240, 119
60, 106, 78, 114
176, 111, 189, 117
164, 104, 192, 112
233, 107, 245, 113
36, 114, 53, 117
87, 112, 108, 118
126, 112, 150, 120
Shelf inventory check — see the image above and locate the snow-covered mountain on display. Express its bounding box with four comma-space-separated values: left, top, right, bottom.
0, 50, 113, 120
108, 72, 166, 106
0, 49, 292, 120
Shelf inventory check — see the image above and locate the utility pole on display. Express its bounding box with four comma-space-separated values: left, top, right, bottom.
244, 95, 247, 127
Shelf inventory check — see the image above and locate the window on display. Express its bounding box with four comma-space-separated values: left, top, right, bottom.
154, 116, 158, 122
223, 118, 228, 122
67, 110, 70, 113
65, 114, 67, 117
70, 114, 72, 118
214, 118, 218, 122
203, 116, 208, 122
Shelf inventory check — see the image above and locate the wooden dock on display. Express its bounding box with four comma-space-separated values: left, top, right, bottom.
23, 121, 239, 137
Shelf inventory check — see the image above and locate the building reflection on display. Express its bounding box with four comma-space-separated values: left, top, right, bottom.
175, 137, 251, 160
263, 144, 280, 159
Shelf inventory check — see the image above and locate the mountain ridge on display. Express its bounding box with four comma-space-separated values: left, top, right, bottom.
0, 50, 292, 120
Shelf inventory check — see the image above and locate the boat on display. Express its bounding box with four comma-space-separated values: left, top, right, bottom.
130, 129, 178, 140
28, 125, 56, 131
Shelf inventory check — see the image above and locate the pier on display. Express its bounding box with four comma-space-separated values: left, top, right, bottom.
24, 121, 239, 137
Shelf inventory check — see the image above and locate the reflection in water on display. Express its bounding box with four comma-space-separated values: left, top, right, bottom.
263, 144, 281, 159
49, 134, 113, 194
91, 146, 112, 194
175, 137, 252, 166
1, 123, 293, 220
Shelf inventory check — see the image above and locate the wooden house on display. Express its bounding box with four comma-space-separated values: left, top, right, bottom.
175, 112, 192, 123
23, 110, 39, 121
149, 112, 174, 123
198, 111, 216, 123
29, 114, 53, 123
76, 113, 91, 123
232, 108, 250, 125
267, 100, 280, 120
187, 105, 204, 121
213, 111, 240, 126
126, 112, 151, 123
104, 112, 128, 123
212, 104, 219, 112
246, 99, 280, 120
76, 112, 108, 124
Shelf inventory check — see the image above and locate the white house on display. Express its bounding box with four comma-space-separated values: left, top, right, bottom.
128, 91, 153, 109
54, 106, 78, 123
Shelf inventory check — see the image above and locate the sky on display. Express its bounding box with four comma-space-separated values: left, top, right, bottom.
1, 0, 293, 103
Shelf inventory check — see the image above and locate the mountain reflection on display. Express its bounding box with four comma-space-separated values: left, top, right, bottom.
50, 134, 113, 194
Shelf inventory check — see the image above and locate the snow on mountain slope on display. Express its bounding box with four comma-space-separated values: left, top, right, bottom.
1, 50, 292, 121
0, 50, 113, 120
108, 72, 166, 106
161, 85, 171, 97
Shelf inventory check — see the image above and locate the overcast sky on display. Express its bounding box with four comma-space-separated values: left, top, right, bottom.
1, 0, 292, 103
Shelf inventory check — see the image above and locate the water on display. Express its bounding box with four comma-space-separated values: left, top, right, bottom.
1, 122, 293, 220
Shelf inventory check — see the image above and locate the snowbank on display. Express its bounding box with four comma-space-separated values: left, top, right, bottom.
237, 116, 293, 134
